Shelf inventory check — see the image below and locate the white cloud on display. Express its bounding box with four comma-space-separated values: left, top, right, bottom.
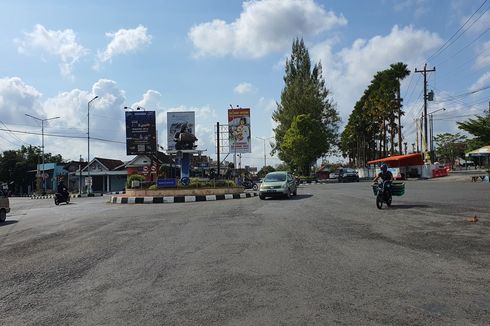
311, 25, 443, 120
234, 82, 255, 94
0, 77, 44, 127
393, 0, 429, 17
96, 25, 152, 68
475, 41, 490, 68
15, 24, 88, 78
469, 71, 490, 91
188, 0, 347, 58
461, 10, 490, 34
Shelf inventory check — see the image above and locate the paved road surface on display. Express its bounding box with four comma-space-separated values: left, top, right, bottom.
1, 181, 489, 325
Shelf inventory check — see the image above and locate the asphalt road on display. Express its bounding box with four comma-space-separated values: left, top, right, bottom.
1, 181, 489, 325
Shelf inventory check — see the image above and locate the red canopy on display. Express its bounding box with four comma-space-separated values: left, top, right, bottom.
367, 153, 424, 167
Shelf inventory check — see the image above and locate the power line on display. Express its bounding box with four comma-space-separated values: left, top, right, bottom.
426, 0, 488, 62
435, 28, 490, 66
0, 128, 126, 144
0, 120, 29, 146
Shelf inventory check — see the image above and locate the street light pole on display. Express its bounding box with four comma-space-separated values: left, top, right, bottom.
25, 114, 60, 194
87, 96, 99, 196
255, 136, 273, 168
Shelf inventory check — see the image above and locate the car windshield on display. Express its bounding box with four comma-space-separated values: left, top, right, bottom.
344, 168, 356, 173
264, 173, 286, 182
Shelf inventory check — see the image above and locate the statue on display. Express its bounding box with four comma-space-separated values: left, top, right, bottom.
174, 123, 198, 150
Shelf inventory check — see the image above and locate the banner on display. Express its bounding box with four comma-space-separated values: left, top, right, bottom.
167, 111, 196, 150
125, 111, 157, 155
228, 108, 251, 153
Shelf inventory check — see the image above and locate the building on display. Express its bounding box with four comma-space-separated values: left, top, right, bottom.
80, 157, 127, 193
125, 152, 175, 180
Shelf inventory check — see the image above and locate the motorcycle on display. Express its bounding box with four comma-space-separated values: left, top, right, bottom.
54, 189, 70, 205
373, 180, 392, 209
242, 180, 258, 191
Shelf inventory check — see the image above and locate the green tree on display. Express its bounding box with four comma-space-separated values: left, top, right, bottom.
257, 165, 275, 178
434, 133, 467, 168
272, 38, 340, 175
340, 62, 410, 165
274, 162, 290, 172
0, 145, 64, 194
457, 110, 490, 145
280, 114, 330, 175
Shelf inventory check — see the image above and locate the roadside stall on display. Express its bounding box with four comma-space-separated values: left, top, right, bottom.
466, 145, 490, 168
367, 153, 425, 180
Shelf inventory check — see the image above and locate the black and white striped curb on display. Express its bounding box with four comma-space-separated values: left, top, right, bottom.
109, 191, 126, 195
110, 192, 258, 204
30, 193, 104, 199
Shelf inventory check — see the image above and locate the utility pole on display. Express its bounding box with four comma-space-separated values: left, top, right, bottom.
415, 64, 436, 162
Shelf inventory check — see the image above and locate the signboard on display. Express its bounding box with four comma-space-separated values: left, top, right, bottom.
228, 108, 251, 153
167, 111, 196, 150
157, 179, 177, 187
125, 111, 157, 155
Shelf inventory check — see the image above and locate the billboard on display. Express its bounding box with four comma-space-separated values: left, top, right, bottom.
125, 111, 157, 155
228, 108, 251, 153
167, 111, 196, 150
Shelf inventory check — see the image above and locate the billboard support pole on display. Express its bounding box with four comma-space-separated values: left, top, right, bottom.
217, 122, 220, 177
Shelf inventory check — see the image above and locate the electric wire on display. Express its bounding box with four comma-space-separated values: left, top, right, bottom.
426, 0, 488, 62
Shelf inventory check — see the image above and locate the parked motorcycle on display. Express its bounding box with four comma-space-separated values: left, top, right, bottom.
242, 180, 258, 191
54, 190, 70, 205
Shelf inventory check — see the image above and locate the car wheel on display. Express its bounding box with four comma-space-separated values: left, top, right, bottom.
0, 209, 6, 223
259, 194, 266, 200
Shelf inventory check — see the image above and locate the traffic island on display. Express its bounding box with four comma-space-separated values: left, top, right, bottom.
110, 191, 258, 204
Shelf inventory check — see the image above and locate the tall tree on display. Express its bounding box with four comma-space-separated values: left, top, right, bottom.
390, 62, 410, 153
340, 62, 410, 165
272, 38, 340, 175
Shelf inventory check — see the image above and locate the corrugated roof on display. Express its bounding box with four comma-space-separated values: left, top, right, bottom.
367, 153, 424, 167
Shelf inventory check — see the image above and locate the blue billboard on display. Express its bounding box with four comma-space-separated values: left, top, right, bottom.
125, 111, 157, 155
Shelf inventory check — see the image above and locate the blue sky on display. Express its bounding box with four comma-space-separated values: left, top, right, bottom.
0, 0, 489, 167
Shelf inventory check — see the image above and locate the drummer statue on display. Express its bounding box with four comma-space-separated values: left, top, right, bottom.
174, 123, 198, 150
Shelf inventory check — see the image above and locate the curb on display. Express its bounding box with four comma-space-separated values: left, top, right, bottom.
30, 193, 104, 199
110, 192, 258, 204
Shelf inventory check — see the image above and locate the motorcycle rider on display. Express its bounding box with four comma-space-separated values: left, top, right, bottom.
57, 177, 69, 200
373, 163, 393, 192
373, 163, 393, 183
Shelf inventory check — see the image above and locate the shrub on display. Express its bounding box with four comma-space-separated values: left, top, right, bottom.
126, 174, 146, 188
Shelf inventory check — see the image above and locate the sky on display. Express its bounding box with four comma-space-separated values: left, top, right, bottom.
1, 0, 489, 168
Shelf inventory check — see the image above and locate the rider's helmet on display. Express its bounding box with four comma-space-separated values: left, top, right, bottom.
380, 163, 388, 172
